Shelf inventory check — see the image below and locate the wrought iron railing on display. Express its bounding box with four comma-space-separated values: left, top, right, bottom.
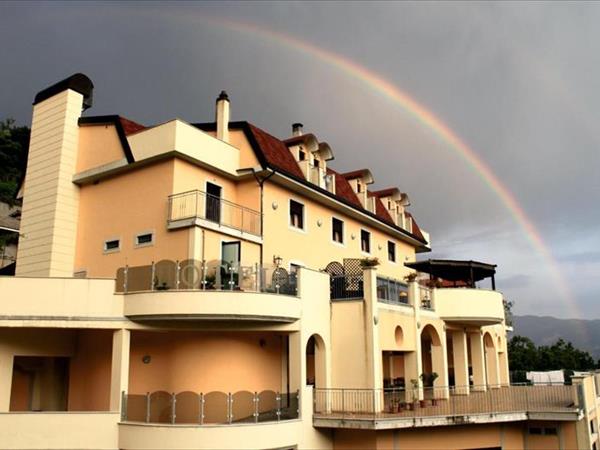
168, 190, 262, 236
313, 384, 579, 420
330, 274, 364, 300
419, 286, 433, 310
376, 276, 409, 306
122, 390, 299, 425
115, 259, 297, 296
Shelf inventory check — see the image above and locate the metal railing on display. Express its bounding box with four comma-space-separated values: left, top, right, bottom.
377, 276, 409, 306
330, 274, 364, 300
313, 384, 579, 421
419, 286, 433, 310
168, 190, 262, 236
115, 259, 298, 296
122, 390, 299, 425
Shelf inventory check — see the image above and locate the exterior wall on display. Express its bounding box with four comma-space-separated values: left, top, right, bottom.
128, 331, 285, 393
435, 288, 504, 323
262, 182, 415, 278
76, 124, 126, 173
331, 301, 369, 388
74, 160, 189, 277
16, 89, 84, 277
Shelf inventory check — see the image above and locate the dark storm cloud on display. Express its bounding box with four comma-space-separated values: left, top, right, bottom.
1, 1, 598, 317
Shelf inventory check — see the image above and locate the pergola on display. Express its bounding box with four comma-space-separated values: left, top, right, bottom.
404, 259, 497, 290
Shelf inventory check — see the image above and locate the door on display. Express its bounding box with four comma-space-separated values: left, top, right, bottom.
206, 182, 222, 223
221, 241, 241, 290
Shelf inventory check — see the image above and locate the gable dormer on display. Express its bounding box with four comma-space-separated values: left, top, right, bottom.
342, 169, 374, 209
284, 125, 335, 193
371, 188, 411, 230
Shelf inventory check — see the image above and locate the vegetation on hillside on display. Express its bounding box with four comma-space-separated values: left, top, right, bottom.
0, 118, 29, 206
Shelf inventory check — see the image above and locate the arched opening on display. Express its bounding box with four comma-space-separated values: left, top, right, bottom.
306, 334, 326, 388
420, 325, 443, 391
483, 332, 499, 388
394, 326, 404, 347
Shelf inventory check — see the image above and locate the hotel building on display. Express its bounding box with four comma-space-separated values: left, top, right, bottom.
1, 73, 599, 450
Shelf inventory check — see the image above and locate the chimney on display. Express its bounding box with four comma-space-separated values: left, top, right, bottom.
216, 90, 230, 143
292, 122, 303, 137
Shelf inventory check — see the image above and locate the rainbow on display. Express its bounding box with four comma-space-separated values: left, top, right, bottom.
154, 11, 575, 310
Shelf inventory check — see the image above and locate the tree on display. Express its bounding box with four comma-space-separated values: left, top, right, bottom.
508, 336, 539, 371
0, 118, 30, 206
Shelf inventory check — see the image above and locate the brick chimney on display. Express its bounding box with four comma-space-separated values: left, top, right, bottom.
216, 91, 230, 143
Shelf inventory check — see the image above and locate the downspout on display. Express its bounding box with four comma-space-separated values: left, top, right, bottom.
249, 168, 275, 266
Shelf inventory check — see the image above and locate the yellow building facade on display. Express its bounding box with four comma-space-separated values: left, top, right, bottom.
1, 73, 599, 449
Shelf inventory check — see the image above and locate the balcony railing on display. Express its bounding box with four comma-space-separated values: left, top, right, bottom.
330, 274, 364, 300
116, 259, 297, 296
314, 384, 579, 421
122, 390, 299, 425
377, 276, 409, 306
168, 190, 262, 236
419, 286, 433, 310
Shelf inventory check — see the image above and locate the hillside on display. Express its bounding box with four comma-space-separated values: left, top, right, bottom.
512, 315, 600, 359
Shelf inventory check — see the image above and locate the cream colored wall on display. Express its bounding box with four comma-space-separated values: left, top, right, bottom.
331, 301, 369, 388
16, 89, 84, 277
435, 288, 505, 323
76, 125, 126, 173
128, 331, 285, 393
128, 120, 240, 176
262, 182, 416, 278
75, 160, 189, 277
378, 308, 416, 351
0, 412, 119, 450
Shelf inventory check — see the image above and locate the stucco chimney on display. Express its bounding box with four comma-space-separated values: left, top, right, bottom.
216, 91, 230, 143
292, 123, 303, 137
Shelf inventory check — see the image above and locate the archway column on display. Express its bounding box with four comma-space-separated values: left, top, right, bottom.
451, 330, 470, 395
469, 332, 487, 392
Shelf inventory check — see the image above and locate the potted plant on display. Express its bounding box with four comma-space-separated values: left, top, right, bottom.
409, 378, 419, 410
359, 257, 380, 268
403, 272, 418, 282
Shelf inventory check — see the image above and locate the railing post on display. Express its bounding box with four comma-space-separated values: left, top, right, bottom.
254, 391, 259, 423
276, 391, 281, 421
145, 392, 151, 423
171, 392, 176, 424
194, 190, 199, 217
199, 393, 204, 425
121, 391, 127, 421
150, 261, 155, 291
342, 388, 345, 420
123, 265, 128, 293
175, 260, 180, 290
296, 389, 300, 419
228, 392, 233, 424
200, 260, 206, 291
254, 263, 259, 292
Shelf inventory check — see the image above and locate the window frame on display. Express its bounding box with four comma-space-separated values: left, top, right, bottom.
360, 229, 371, 254
103, 237, 121, 254
387, 240, 396, 263
134, 231, 155, 248
289, 198, 306, 232
331, 217, 345, 245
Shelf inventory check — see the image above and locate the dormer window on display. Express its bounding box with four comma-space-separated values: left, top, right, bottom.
357, 180, 362, 193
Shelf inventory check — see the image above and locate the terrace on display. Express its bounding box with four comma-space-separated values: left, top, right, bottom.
313, 384, 581, 429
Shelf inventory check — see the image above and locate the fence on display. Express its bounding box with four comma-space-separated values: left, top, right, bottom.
168, 190, 261, 236
314, 384, 578, 420
419, 286, 433, 310
122, 390, 299, 425
330, 274, 364, 300
377, 277, 409, 306
115, 260, 297, 296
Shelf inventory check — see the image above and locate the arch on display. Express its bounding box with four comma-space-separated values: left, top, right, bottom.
306, 334, 327, 389
324, 261, 344, 276
394, 326, 404, 347
421, 325, 441, 347
420, 324, 444, 392
483, 332, 500, 388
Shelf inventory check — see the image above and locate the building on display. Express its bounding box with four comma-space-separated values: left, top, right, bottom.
0, 73, 599, 450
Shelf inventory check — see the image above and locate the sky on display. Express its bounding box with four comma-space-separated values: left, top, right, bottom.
1, 2, 599, 319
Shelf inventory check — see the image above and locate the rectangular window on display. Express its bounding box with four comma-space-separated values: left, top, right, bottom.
388, 241, 396, 262
299, 150, 306, 161
104, 239, 120, 252
361, 229, 370, 253
332, 218, 344, 244
528, 427, 542, 435
135, 232, 153, 247
357, 180, 362, 193
314, 159, 320, 168
290, 200, 304, 230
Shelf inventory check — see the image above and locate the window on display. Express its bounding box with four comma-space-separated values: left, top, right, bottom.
388, 241, 396, 262
289, 200, 304, 230
360, 229, 370, 253
356, 180, 362, 193
528, 427, 542, 435
135, 232, 154, 247
314, 159, 320, 168
206, 182, 222, 223
104, 239, 120, 252
332, 218, 344, 244
299, 150, 306, 161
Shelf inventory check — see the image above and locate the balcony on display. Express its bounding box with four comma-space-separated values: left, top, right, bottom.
122, 390, 298, 425
313, 384, 581, 429
116, 260, 300, 322
376, 276, 410, 307
168, 190, 261, 238
434, 288, 504, 326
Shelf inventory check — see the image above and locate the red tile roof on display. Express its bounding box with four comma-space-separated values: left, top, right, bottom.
370, 188, 400, 198
118, 116, 145, 135
247, 124, 305, 179
373, 196, 395, 225
327, 168, 362, 208
341, 169, 371, 180
406, 212, 425, 241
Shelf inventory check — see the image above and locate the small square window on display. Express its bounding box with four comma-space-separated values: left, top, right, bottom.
136, 233, 154, 247
361, 229, 370, 253
545, 427, 557, 436
314, 159, 320, 168
104, 239, 120, 252
528, 427, 542, 435
332, 218, 344, 244
299, 150, 306, 161
290, 200, 304, 230
388, 241, 396, 262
